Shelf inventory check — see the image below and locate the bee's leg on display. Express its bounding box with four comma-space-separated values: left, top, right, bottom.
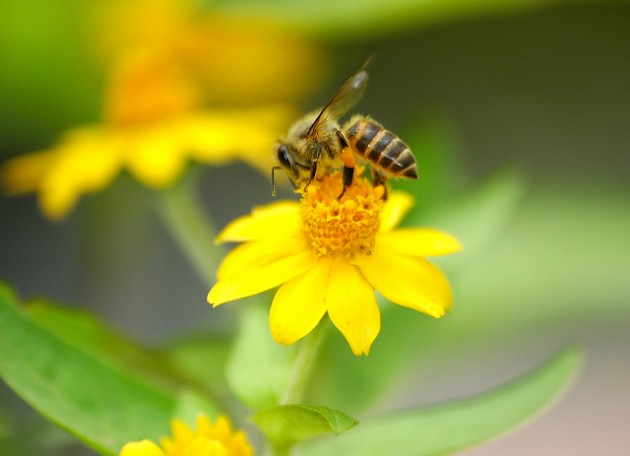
336, 165, 354, 199
338, 149, 357, 199
304, 144, 322, 191
372, 168, 388, 200
305, 162, 317, 189
343, 166, 354, 187
336, 129, 349, 148
336, 128, 357, 199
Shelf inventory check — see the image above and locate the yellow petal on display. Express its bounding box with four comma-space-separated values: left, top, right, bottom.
171, 418, 194, 443
210, 415, 231, 441
183, 106, 293, 172
119, 440, 165, 456
182, 437, 227, 456
231, 432, 253, 456
208, 242, 316, 305
54, 128, 122, 192
176, 114, 244, 164
124, 128, 186, 188
376, 228, 463, 257
38, 129, 122, 220
37, 178, 83, 221
380, 191, 414, 232
217, 201, 300, 243
326, 258, 380, 356
353, 245, 452, 317
270, 257, 331, 345
0, 150, 57, 195
195, 414, 213, 435
216, 238, 302, 281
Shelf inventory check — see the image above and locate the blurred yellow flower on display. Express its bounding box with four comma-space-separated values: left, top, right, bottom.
119, 415, 253, 456
1, 103, 292, 220
92, 0, 324, 104
0, 0, 328, 220
208, 171, 462, 355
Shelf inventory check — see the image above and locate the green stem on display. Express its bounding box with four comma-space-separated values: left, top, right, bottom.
154, 174, 224, 286
281, 319, 329, 405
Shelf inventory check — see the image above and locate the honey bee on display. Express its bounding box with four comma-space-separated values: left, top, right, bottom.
272, 62, 417, 197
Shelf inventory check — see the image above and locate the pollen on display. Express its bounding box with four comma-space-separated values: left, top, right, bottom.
300, 170, 385, 257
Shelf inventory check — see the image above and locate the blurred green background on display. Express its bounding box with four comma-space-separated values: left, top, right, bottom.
1, 0, 629, 454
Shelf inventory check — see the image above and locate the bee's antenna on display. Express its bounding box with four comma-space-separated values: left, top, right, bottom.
361, 53, 375, 71
271, 166, 280, 197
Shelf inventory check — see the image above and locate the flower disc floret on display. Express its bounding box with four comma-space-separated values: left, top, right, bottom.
300, 172, 384, 256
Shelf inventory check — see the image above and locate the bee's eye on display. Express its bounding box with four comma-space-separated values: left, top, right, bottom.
277, 144, 292, 168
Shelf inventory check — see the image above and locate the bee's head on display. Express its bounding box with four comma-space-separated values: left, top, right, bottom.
273, 142, 297, 178
271, 142, 301, 195
275, 143, 293, 171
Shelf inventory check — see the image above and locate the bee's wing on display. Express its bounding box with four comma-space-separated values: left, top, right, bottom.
306, 68, 369, 137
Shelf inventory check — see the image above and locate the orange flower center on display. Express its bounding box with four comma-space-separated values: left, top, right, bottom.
103, 50, 202, 127
300, 170, 384, 257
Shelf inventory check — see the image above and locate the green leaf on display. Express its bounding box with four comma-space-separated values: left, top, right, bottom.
255, 404, 357, 453
225, 301, 295, 410
298, 348, 582, 456
0, 285, 175, 455
25, 299, 179, 393
163, 334, 232, 398
26, 297, 228, 422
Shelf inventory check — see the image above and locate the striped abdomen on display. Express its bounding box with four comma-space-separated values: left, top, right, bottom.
345, 119, 418, 179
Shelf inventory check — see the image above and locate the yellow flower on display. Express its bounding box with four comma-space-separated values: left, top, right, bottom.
92, 0, 325, 104
2, 0, 323, 220
0, 49, 294, 220
208, 171, 462, 355
119, 415, 253, 456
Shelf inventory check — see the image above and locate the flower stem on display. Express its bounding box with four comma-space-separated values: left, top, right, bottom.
154, 173, 223, 286
281, 319, 329, 405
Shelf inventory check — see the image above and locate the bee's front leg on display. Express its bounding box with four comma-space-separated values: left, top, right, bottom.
305, 162, 317, 189
304, 144, 322, 190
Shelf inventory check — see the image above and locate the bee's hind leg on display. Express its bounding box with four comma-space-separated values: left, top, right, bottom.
338, 142, 356, 199
337, 165, 354, 199
372, 168, 388, 200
